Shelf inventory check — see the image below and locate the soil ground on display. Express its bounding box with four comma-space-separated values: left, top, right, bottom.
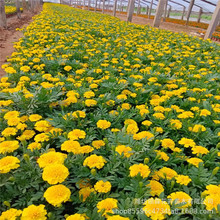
108, 12, 207, 37
0, 9, 41, 77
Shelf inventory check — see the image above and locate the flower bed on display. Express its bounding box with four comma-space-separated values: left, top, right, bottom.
0, 3, 220, 220
5, 5, 23, 15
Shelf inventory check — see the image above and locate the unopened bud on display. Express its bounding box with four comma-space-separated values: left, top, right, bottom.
91, 168, 96, 176
9, 176, 15, 182
144, 157, 149, 164
23, 154, 29, 161
3, 201, 10, 207
217, 143, 220, 149
139, 181, 143, 188
212, 167, 219, 176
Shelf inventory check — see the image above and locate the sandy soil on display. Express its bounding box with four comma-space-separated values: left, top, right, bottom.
109, 12, 206, 38
0, 10, 41, 77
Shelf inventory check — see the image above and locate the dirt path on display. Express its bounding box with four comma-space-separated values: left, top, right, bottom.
0, 10, 41, 77
109, 12, 206, 38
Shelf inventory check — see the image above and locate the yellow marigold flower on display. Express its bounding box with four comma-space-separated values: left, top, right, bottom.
106, 100, 115, 106
178, 111, 194, 119
155, 150, 169, 161
142, 120, 152, 127
27, 142, 42, 151
35, 120, 51, 132
187, 157, 203, 168
0, 208, 22, 220
85, 99, 97, 107
139, 109, 149, 116
129, 163, 150, 178
16, 123, 27, 131
200, 109, 211, 116
84, 91, 95, 98
168, 192, 192, 209
153, 112, 165, 120
42, 164, 69, 185
189, 124, 206, 133
191, 146, 209, 156
97, 198, 118, 216
115, 145, 133, 158
94, 180, 111, 193
143, 198, 171, 219
121, 103, 131, 110
37, 151, 67, 168
161, 138, 175, 150
79, 187, 95, 202
83, 154, 107, 169
29, 114, 42, 122
44, 184, 71, 207
61, 140, 81, 154
170, 119, 182, 129
116, 94, 127, 100
178, 138, 196, 148
7, 117, 20, 126
64, 66, 72, 71
0, 140, 19, 154
97, 120, 111, 129
203, 194, 220, 212
203, 184, 220, 196
33, 58, 40, 63
175, 175, 191, 186
107, 216, 130, 220
68, 129, 86, 140
20, 65, 30, 73
133, 131, 154, 140
21, 204, 47, 220
155, 127, 163, 133
146, 180, 164, 196
0, 156, 20, 174
4, 67, 16, 74
126, 124, 139, 135
72, 111, 86, 118
154, 167, 177, 180
1, 127, 17, 137
17, 129, 35, 141
124, 119, 137, 125
4, 111, 19, 120
66, 214, 85, 220
92, 140, 105, 149
34, 133, 49, 142
111, 128, 120, 132
80, 145, 94, 154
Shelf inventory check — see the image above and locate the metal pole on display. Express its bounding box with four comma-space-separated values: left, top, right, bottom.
113, 0, 118, 16
204, 0, 220, 39
153, 0, 166, 27
163, 0, 167, 21
186, 0, 195, 25
148, 0, 153, 18
0, 0, 6, 28
127, 0, 135, 22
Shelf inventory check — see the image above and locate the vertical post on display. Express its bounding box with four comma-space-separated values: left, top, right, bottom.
102, 0, 105, 13
167, 5, 171, 18
113, 0, 117, 16
148, 0, 153, 18
120, 0, 122, 13
153, 0, 166, 27
186, 0, 195, 25
136, 0, 140, 15
204, 0, 220, 40
88, 0, 91, 10
127, 0, 135, 22
95, 0, 98, 11
181, 6, 185, 20
146, 5, 149, 15
0, 0, 6, 28
16, 0, 21, 18
163, 0, 167, 21
22, 0, 27, 10
197, 8, 202, 23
